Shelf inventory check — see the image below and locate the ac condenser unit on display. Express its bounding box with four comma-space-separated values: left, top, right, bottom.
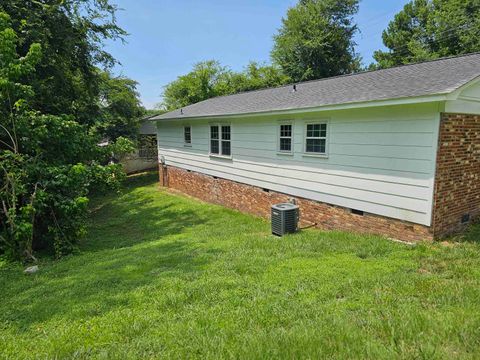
271, 203, 299, 236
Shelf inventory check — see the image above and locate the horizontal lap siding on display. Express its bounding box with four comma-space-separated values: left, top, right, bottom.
157, 104, 439, 225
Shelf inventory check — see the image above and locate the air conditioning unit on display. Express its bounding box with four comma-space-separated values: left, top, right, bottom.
271, 203, 299, 236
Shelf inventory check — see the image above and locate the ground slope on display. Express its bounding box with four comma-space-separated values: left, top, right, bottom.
1, 172, 480, 359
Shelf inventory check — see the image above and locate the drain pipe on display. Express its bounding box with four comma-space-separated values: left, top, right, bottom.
159, 155, 168, 186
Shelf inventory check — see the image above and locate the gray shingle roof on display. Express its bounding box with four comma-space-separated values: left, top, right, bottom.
154, 53, 480, 120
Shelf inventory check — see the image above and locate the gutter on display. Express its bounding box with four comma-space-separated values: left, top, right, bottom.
150, 94, 449, 122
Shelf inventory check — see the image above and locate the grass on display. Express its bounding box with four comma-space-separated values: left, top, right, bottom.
1, 172, 480, 359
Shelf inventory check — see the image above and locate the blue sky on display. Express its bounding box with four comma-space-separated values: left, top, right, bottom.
105, 0, 410, 109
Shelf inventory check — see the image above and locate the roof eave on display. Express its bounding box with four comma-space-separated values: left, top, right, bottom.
150, 93, 449, 122
446, 74, 480, 100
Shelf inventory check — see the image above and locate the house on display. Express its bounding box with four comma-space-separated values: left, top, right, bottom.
151, 53, 480, 242
120, 115, 159, 174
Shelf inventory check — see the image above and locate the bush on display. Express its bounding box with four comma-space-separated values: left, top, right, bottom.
0, 113, 128, 260
0, 11, 133, 261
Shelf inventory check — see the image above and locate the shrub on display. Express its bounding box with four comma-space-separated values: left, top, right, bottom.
0, 11, 133, 261
0, 148, 127, 260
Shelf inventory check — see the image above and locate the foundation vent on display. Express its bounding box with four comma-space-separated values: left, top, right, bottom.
461, 213, 470, 224
351, 209, 364, 216
271, 203, 299, 236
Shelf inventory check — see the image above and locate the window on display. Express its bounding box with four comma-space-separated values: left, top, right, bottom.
210, 125, 219, 154
210, 124, 231, 156
184, 126, 191, 145
221, 125, 231, 156
279, 124, 293, 153
305, 123, 327, 154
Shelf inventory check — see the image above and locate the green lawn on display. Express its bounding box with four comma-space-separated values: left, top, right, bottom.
1, 172, 480, 359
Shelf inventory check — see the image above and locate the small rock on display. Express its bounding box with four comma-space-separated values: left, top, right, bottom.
24, 265, 39, 274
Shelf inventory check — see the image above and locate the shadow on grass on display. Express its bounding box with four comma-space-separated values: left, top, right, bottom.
1, 170, 220, 331
124, 170, 159, 189
83, 170, 202, 252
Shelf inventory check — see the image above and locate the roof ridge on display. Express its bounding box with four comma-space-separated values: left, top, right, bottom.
174, 52, 480, 109
289, 51, 480, 86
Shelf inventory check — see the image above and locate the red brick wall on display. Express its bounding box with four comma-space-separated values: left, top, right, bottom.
432, 113, 480, 237
161, 165, 433, 242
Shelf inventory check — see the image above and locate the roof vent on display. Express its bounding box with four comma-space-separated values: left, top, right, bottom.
180, 109, 183, 115
292, 84, 297, 92
271, 203, 299, 236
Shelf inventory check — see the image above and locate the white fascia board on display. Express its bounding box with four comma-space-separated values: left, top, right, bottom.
151, 94, 448, 122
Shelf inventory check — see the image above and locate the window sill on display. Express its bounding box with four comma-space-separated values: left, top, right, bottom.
277, 151, 294, 156
183, 144, 192, 147
209, 154, 232, 160
302, 153, 329, 159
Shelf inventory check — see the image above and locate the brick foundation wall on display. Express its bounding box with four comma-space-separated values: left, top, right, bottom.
432, 113, 480, 238
160, 165, 433, 242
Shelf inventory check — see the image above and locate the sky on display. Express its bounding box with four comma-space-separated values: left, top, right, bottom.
105, 0, 410, 109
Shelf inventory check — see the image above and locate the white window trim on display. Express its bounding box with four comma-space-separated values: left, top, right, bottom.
209, 123, 232, 159
277, 121, 294, 155
183, 125, 192, 147
303, 120, 329, 158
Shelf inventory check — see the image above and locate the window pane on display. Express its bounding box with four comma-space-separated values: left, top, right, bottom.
319, 139, 326, 153
221, 141, 231, 156
210, 126, 219, 139
280, 124, 292, 137
308, 126, 319, 137
280, 138, 291, 152
306, 124, 314, 137
306, 139, 316, 152
306, 139, 326, 153
210, 140, 219, 154
221, 125, 230, 140
184, 126, 191, 143
320, 124, 327, 137
307, 123, 327, 138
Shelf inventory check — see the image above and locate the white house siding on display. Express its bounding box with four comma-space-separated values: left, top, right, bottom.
156, 103, 441, 226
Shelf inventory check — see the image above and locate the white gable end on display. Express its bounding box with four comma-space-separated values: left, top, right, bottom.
446, 77, 480, 114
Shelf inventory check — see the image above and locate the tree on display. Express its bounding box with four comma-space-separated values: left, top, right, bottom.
0, 11, 42, 259
96, 71, 145, 141
373, 0, 480, 68
162, 61, 229, 111
0, 0, 126, 125
271, 0, 360, 82
144, 109, 165, 117
0, 12, 41, 118
229, 62, 290, 93
1, 1, 142, 142
161, 60, 290, 110
0, 8, 130, 261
